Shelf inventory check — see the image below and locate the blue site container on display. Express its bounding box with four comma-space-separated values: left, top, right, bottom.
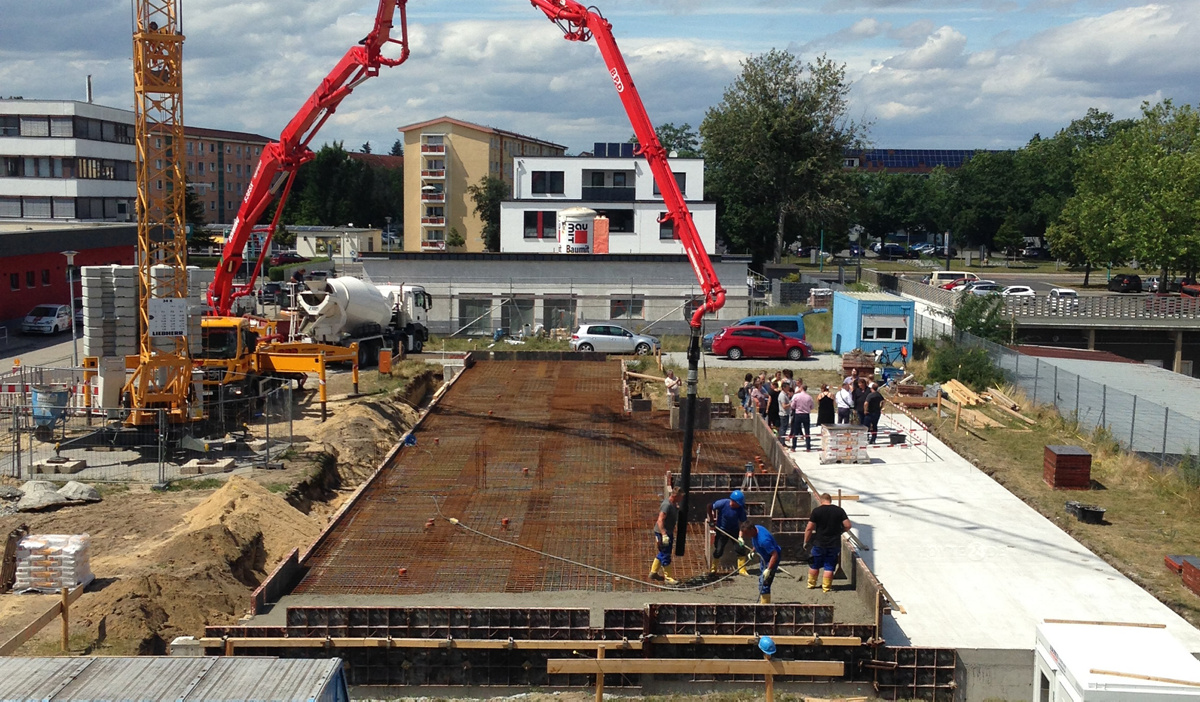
831, 291, 915, 362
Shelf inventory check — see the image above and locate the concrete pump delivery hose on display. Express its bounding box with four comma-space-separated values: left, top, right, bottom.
432, 498, 743, 592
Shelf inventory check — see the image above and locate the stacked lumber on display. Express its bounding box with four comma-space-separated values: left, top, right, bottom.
962, 408, 1002, 428
895, 383, 925, 396
942, 379, 982, 406
985, 386, 1036, 424
891, 396, 940, 408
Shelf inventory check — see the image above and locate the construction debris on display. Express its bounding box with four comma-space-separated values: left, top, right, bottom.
986, 386, 1022, 411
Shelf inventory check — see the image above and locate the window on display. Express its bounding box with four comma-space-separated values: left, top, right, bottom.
20, 117, 49, 137
0, 197, 20, 217
424, 229, 444, 242
596, 209, 633, 233
425, 206, 444, 218
186, 142, 193, 155
652, 172, 687, 196
53, 198, 74, 218
590, 172, 605, 187
861, 314, 908, 342
612, 172, 627, 187
426, 158, 444, 170
544, 298, 576, 330
49, 117, 73, 137
425, 135, 444, 145
209, 143, 215, 153
236, 145, 242, 157
523, 210, 556, 239
2, 157, 16, 177
41, 269, 50, 285
659, 212, 674, 240
610, 297, 644, 320
187, 162, 193, 173
26, 271, 36, 288
531, 170, 565, 194
458, 298, 493, 336
22, 198, 50, 218
10, 273, 19, 290
236, 164, 242, 176
761, 320, 799, 333
209, 201, 215, 210
0, 116, 17, 136
226, 164, 232, 173
225, 145, 231, 154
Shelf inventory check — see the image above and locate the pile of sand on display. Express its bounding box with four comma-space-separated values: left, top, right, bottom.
310, 393, 420, 484
76, 477, 321, 654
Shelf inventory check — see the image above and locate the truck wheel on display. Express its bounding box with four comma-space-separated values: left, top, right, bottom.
413, 338, 423, 354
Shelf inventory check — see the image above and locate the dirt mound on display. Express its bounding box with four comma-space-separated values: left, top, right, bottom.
184, 475, 320, 563
310, 391, 420, 484
75, 477, 320, 653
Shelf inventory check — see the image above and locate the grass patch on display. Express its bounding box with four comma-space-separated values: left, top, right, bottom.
165, 477, 223, 491
267, 482, 291, 493
94, 483, 130, 497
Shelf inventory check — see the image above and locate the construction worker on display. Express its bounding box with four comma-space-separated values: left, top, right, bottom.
708, 490, 749, 575
650, 487, 683, 585
741, 522, 781, 604
803, 492, 852, 592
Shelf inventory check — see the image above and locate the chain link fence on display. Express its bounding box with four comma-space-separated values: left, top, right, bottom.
1, 385, 295, 484
959, 332, 1199, 468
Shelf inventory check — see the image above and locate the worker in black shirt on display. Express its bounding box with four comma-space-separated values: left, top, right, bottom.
650, 487, 684, 585
864, 382, 885, 444
803, 493, 852, 592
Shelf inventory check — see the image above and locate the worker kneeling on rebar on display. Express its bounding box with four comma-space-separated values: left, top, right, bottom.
649, 487, 684, 585
741, 522, 781, 604
708, 490, 749, 575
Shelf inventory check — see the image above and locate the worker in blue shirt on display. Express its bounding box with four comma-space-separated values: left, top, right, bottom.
741, 522, 782, 604
707, 490, 749, 575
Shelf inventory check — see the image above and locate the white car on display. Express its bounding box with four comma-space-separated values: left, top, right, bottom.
1048, 287, 1080, 310
1001, 285, 1036, 298
954, 279, 996, 292
570, 324, 661, 354
969, 282, 1003, 296
21, 304, 73, 334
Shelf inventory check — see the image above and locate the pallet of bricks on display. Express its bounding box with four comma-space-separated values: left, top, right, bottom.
12, 534, 93, 593
841, 350, 875, 381
820, 425, 869, 464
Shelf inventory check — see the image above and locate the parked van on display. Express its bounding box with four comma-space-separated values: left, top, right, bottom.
702, 314, 807, 352
927, 271, 979, 287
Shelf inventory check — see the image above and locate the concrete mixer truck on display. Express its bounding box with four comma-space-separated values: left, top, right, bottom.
295, 277, 430, 366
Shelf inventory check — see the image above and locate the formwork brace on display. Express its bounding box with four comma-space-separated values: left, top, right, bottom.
548, 658, 845, 676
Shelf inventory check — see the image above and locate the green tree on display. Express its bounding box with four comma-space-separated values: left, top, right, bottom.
389, 139, 404, 156
446, 226, 465, 249
184, 182, 214, 250
282, 142, 402, 231
467, 175, 507, 252
953, 293, 1010, 343
701, 50, 866, 263
360, 141, 372, 154
629, 122, 701, 158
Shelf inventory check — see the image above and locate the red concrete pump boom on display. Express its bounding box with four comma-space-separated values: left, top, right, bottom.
528, 0, 726, 558
207, 0, 410, 315
528, 0, 726, 328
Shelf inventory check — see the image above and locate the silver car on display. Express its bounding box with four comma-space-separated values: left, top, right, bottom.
570, 324, 660, 354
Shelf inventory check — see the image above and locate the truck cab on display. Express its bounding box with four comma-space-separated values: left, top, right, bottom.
198, 317, 263, 395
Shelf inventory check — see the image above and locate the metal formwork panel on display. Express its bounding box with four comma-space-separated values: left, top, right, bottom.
872, 646, 958, 701
284, 607, 590, 641
648, 604, 836, 636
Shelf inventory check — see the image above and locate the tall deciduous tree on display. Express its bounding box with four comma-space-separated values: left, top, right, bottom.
467, 175, 508, 252
702, 50, 866, 263
282, 142, 402, 231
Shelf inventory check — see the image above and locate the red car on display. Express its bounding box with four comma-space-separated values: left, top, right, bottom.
941, 277, 973, 290
270, 253, 310, 267
711, 325, 812, 361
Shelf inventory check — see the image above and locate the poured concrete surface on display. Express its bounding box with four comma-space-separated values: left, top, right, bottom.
790, 414, 1200, 652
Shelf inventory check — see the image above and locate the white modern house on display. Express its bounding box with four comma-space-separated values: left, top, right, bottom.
0, 99, 137, 222
498, 149, 716, 255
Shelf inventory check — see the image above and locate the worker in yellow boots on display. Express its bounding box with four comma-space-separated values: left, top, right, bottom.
708, 490, 749, 575
803, 492, 852, 592
650, 487, 684, 585
741, 522, 781, 604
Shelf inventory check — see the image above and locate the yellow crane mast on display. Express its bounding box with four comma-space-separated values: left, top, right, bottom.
126, 0, 193, 425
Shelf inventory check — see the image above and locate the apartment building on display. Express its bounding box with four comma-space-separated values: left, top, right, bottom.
0, 99, 136, 222
182, 126, 271, 225
397, 116, 564, 252
498, 144, 716, 255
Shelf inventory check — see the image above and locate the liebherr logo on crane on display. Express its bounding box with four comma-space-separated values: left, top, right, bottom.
610, 68, 624, 93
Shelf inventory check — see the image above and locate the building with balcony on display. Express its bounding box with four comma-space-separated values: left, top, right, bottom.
397, 116, 564, 253
182, 126, 271, 225
498, 143, 716, 255
0, 98, 137, 222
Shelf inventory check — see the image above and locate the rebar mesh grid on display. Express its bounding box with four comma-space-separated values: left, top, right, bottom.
294, 360, 772, 595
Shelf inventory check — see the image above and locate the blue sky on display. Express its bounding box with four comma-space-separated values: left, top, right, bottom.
2, 0, 1197, 153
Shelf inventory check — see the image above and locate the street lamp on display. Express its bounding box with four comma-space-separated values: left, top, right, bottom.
61, 250, 79, 368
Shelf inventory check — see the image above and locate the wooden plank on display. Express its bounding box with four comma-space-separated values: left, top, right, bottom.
1090, 668, 1200, 688
891, 396, 940, 408
626, 371, 665, 382
651, 635, 861, 647
987, 387, 1020, 410
989, 400, 1036, 425
0, 583, 87, 656
548, 658, 844, 676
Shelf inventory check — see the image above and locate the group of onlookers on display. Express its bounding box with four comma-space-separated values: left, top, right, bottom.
738, 367, 885, 447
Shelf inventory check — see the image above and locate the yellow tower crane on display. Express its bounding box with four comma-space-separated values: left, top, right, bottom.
125, 0, 193, 426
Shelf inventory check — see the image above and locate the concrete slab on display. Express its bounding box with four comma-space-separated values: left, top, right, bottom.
181, 458, 235, 475
788, 413, 1200, 653
31, 458, 87, 475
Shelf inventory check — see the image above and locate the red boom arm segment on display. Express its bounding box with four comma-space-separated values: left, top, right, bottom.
208, 0, 410, 315
528, 0, 725, 328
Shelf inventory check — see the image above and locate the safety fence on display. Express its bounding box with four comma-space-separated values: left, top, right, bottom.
1, 385, 295, 483
960, 332, 1200, 468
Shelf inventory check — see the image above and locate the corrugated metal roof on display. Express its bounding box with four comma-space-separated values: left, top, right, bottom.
0, 657, 343, 702
839, 291, 906, 302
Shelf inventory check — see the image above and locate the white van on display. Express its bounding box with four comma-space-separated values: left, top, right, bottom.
928, 271, 980, 287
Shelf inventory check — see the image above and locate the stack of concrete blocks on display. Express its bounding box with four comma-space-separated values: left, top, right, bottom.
81, 265, 138, 360
819, 425, 870, 464
149, 265, 212, 358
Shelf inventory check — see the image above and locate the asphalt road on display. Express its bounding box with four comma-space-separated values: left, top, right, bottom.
0, 330, 78, 370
